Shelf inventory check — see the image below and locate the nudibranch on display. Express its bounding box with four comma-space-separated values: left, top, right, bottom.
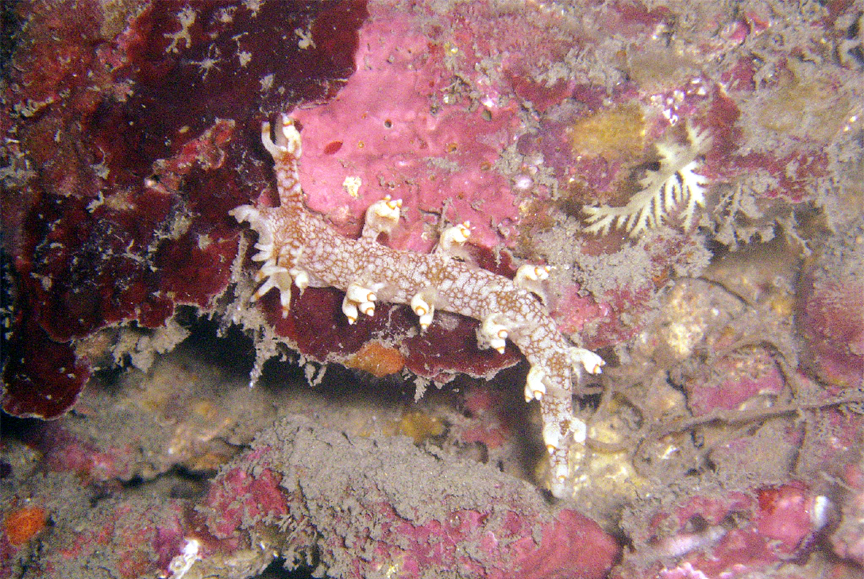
231, 114, 605, 497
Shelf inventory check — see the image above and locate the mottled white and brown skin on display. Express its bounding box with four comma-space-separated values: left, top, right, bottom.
231, 115, 604, 497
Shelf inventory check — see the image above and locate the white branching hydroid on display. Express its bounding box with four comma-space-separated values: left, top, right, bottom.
583, 123, 712, 237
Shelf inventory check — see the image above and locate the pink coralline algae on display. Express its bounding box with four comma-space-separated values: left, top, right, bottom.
796, 227, 864, 389
682, 347, 786, 417
202, 466, 288, 544
289, 11, 523, 250
615, 483, 830, 579
832, 460, 864, 566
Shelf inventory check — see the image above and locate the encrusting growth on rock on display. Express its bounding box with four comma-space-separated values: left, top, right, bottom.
231, 114, 605, 496
582, 123, 712, 237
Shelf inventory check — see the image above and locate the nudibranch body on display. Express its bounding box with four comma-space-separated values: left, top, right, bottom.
231, 115, 604, 497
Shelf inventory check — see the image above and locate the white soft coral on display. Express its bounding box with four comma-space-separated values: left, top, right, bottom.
582, 123, 712, 237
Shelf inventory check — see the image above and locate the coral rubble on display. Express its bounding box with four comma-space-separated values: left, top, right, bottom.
199, 415, 620, 579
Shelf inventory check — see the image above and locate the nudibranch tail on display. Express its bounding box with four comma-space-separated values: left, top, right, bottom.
231, 114, 605, 497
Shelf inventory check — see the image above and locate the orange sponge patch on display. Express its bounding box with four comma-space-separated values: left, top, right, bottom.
5, 505, 48, 547
344, 342, 405, 378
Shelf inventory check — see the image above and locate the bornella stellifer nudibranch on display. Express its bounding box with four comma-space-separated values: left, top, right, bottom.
230, 114, 605, 497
